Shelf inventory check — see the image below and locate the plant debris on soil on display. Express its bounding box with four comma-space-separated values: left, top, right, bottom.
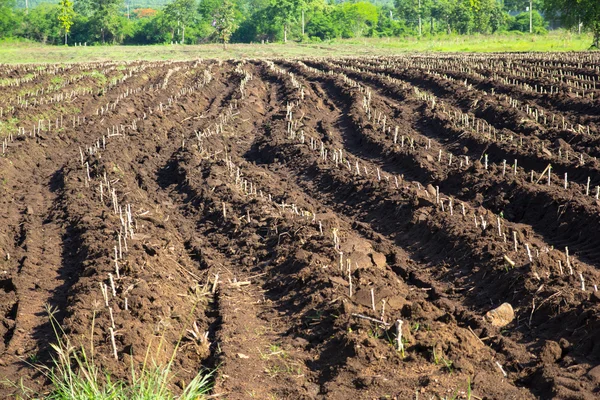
1, 54, 600, 399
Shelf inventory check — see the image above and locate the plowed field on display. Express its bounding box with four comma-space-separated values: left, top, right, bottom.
1, 54, 600, 399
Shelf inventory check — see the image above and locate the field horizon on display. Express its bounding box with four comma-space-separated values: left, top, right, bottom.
0, 30, 595, 64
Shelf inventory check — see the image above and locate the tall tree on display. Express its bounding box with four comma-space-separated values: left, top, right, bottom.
213, 0, 237, 48
89, 0, 123, 43
164, 0, 196, 43
394, 0, 432, 35
58, 0, 75, 44
271, 0, 305, 42
340, 2, 378, 38
430, 0, 454, 34
23, 3, 62, 43
543, 0, 600, 48
0, 0, 17, 37
74, 0, 93, 17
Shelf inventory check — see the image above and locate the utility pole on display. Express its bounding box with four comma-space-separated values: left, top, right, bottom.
25, 0, 28, 14
302, 10, 305, 36
529, 0, 533, 33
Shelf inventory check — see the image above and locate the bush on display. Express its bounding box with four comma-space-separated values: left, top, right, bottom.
510, 11, 548, 33
306, 13, 338, 41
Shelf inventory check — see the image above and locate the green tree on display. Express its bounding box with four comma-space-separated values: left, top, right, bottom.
164, 0, 196, 43
340, 2, 378, 38
233, 4, 279, 42
22, 3, 62, 43
472, 0, 506, 33
58, 0, 75, 44
430, 0, 454, 34
89, 0, 123, 43
449, 0, 474, 34
213, 0, 237, 47
126, 11, 171, 44
375, 6, 409, 37
198, 0, 220, 21
74, 0, 93, 17
271, 0, 305, 42
306, 10, 337, 40
193, 0, 218, 39
510, 10, 546, 33
0, 0, 18, 37
543, 0, 600, 47
395, 0, 432, 35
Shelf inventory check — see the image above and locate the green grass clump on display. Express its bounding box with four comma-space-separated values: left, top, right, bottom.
9, 305, 213, 400
44, 344, 212, 400
0, 117, 18, 138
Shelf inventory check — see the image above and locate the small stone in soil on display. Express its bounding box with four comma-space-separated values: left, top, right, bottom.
484, 302, 514, 327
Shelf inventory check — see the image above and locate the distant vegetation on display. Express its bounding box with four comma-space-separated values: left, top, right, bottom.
0, 0, 597, 47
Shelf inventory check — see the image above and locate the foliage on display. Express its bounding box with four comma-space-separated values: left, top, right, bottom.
233, 5, 279, 42
270, 0, 306, 41
133, 8, 158, 18
394, 0, 432, 34
213, 0, 237, 46
543, 0, 600, 47
0, 0, 19, 37
163, 0, 196, 43
509, 10, 547, 34
0, 0, 562, 45
503, 0, 544, 12
88, 0, 125, 43
23, 3, 62, 44
58, 0, 75, 44
306, 10, 337, 40
338, 1, 378, 38
124, 10, 171, 44
395, 0, 507, 35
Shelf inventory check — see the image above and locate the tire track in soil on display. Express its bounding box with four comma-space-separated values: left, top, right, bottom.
0, 155, 72, 390
0, 62, 217, 394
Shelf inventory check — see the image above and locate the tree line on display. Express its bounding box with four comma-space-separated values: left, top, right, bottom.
0, 0, 597, 47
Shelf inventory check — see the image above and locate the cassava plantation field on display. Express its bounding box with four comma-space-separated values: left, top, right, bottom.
1, 54, 600, 399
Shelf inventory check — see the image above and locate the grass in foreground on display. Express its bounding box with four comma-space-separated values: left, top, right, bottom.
4, 306, 213, 400
43, 349, 212, 400
0, 30, 593, 64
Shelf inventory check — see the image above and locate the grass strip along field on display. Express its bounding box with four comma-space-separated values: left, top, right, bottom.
0, 31, 594, 64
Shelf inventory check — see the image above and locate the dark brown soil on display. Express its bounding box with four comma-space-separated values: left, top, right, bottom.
1, 55, 600, 400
